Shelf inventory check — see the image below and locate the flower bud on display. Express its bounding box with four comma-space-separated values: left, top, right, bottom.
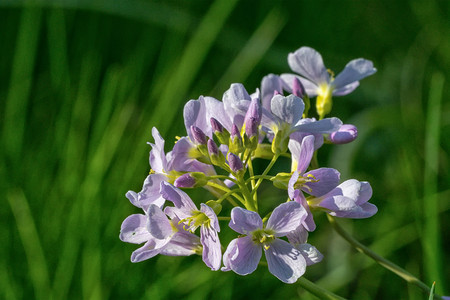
174, 172, 208, 188
244, 99, 262, 139
229, 124, 244, 154
292, 77, 305, 98
207, 139, 225, 166
210, 117, 230, 145
329, 124, 358, 144
190, 125, 207, 145
227, 152, 244, 176
205, 200, 222, 215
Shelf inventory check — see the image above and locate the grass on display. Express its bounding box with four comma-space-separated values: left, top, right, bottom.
1, 0, 449, 299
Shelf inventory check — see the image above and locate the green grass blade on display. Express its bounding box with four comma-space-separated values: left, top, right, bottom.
7, 189, 52, 300
212, 7, 286, 93
2, 7, 41, 163
147, 0, 239, 134
423, 72, 445, 294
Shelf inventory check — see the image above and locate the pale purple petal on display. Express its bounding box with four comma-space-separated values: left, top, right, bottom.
125, 191, 140, 208
200, 225, 222, 270
261, 74, 283, 111
168, 137, 196, 172
147, 205, 173, 240
287, 47, 330, 84
184, 97, 210, 139
267, 202, 306, 237
223, 83, 251, 127
294, 117, 342, 134
296, 243, 323, 266
148, 127, 167, 173
159, 230, 201, 256
291, 189, 316, 232
303, 168, 340, 197
120, 214, 151, 244
280, 74, 320, 97
317, 180, 377, 218
290, 131, 324, 151
136, 174, 167, 210
130, 239, 162, 262
296, 135, 315, 174
286, 223, 309, 245
229, 207, 262, 234
330, 124, 358, 144
265, 238, 306, 283
333, 58, 376, 89
355, 181, 373, 205
333, 81, 359, 96
200, 203, 220, 232
204, 96, 232, 131
288, 171, 300, 199
271, 94, 305, 126
160, 181, 197, 212
222, 236, 262, 275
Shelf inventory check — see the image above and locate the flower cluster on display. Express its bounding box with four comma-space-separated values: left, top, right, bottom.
120, 46, 377, 283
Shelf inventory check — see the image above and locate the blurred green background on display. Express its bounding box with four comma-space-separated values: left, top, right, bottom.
1, 0, 449, 299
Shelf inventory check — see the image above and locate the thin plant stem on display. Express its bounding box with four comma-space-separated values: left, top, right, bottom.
297, 277, 348, 300
207, 175, 238, 184
251, 154, 279, 196
327, 215, 445, 300
206, 181, 245, 204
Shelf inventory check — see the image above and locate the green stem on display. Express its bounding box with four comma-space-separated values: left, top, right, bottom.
245, 175, 272, 185
297, 277, 347, 300
251, 154, 279, 196
247, 157, 256, 190
207, 175, 238, 184
327, 215, 445, 300
206, 182, 245, 204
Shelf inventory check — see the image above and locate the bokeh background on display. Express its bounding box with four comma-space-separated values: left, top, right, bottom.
1, 0, 449, 299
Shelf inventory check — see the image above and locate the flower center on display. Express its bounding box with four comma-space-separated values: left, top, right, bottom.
252, 228, 276, 249
180, 211, 210, 233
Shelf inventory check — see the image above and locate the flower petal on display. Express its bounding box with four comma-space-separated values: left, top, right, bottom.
261, 74, 283, 111
201, 203, 220, 232
267, 201, 306, 236
148, 127, 168, 173
288, 135, 315, 174
130, 239, 162, 262
160, 181, 197, 212
271, 94, 305, 126
160, 230, 201, 256
333, 81, 359, 96
265, 238, 306, 283
294, 117, 342, 134
200, 225, 222, 271
119, 214, 151, 244
229, 207, 263, 234
147, 205, 173, 240
280, 74, 320, 97
296, 243, 323, 266
222, 236, 262, 275
303, 168, 340, 197
287, 47, 330, 85
135, 174, 167, 210
333, 58, 376, 89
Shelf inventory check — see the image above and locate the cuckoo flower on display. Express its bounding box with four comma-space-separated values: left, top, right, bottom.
222, 202, 308, 283
119, 204, 201, 262
160, 182, 222, 271
308, 179, 378, 218
288, 134, 340, 197
280, 46, 376, 118
263, 94, 342, 154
